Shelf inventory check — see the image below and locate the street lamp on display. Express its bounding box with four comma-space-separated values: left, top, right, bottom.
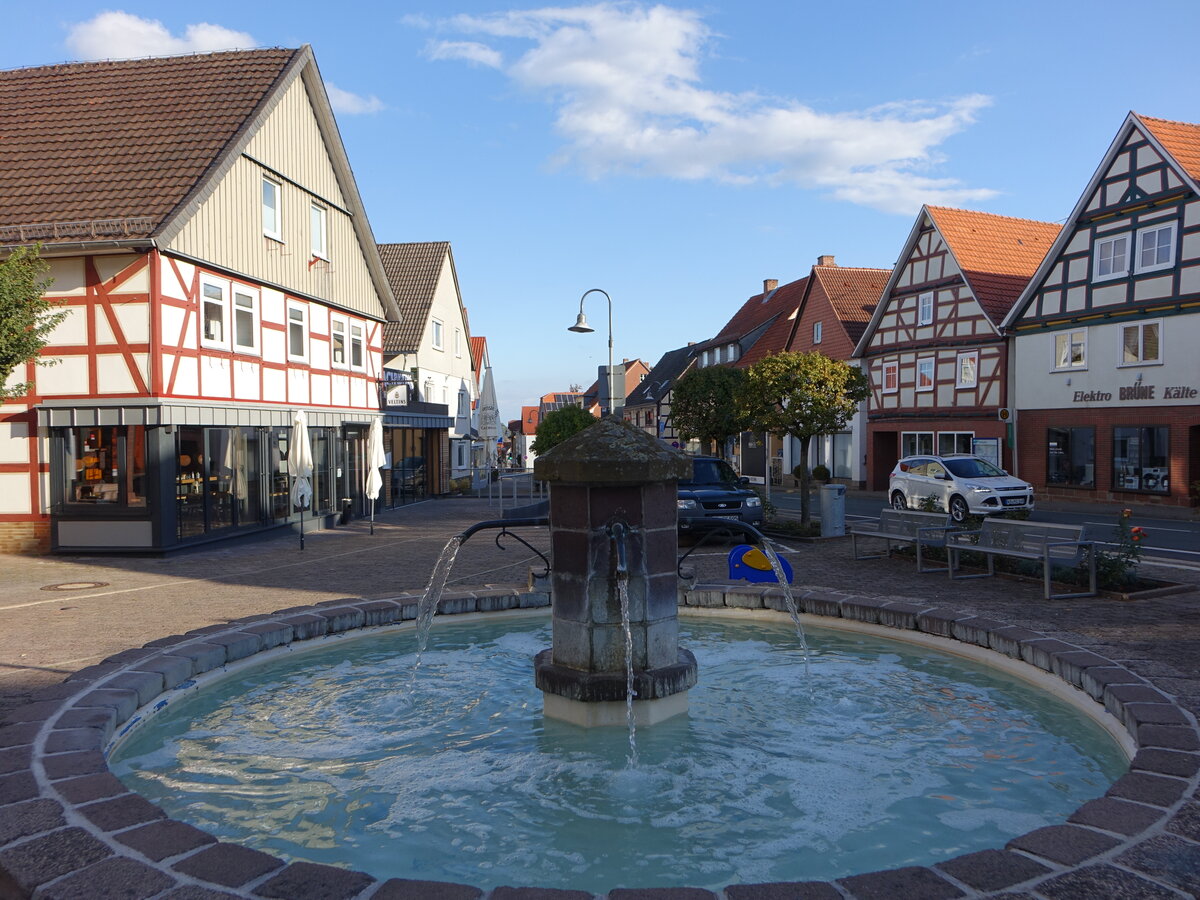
568, 288, 616, 416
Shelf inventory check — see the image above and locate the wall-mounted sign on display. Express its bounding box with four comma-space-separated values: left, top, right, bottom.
1071, 383, 1197, 403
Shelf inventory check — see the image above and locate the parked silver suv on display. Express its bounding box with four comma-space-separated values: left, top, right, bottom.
888, 453, 1034, 523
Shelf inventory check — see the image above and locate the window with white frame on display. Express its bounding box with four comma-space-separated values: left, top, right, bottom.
1135, 223, 1175, 273
1120, 320, 1161, 365
917, 291, 934, 326
310, 203, 327, 259
232, 287, 259, 354
330, 316, 347, 367
901, 432, 934, 457
287, 301, 308, 362
1054, 329, 1087, 369
350, 322, 364, 371
431, 318, 444, 351
455, 328, 462, 357
200, 278, 228, 350
938, 432, 974, 455
813, 321, 823, 344
1093, 232, 1130, 281
955, 351, 978, 388
458, 389, 469, 417
262, 177, 282, 241
882, 360, 899, 394
916, 357, 935, 391
424, 379, 434, 402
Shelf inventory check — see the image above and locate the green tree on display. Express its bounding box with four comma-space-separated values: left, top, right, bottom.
0, 246, 62, 400
741, 351, 870, 523
669, 366, 748, 459
532, 405, 596, 454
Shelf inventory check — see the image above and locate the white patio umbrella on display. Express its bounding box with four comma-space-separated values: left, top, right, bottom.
288, 409, 314, 549
365, 416, 386, 535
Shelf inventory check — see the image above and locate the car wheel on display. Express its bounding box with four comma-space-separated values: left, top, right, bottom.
949, 496, 969, 523
891, 491, 907, 511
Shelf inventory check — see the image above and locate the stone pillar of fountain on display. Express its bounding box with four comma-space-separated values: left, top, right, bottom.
533, 416, 698, 727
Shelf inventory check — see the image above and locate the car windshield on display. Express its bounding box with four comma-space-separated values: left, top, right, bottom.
683, 459, 740, 486
944, 457, 1005, 479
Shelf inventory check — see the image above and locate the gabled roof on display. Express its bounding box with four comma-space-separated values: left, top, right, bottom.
626, 344, 698, 406
735, 277, 808, 368
713, 281, 794, 344
1003, 111, 1200, 329
855, 205, 1058, 356
803, 265, 892, 348
0, 46, 400, 320
470, 336, 487, 382
379, 241, 454, 353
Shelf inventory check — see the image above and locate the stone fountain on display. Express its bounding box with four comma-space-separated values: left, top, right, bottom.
533, 416, 697, 726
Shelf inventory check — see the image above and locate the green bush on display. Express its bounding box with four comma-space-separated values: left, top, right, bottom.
811, 464, 830, 482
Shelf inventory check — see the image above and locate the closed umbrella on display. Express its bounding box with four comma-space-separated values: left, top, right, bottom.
365, 417, 386, 535
288, 409, 314, 549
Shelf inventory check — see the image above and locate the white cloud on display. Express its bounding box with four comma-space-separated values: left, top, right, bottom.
426, 40, 504, 69
66, 11, 256, 60
426, 3, 996, 213
326, 83, 385, 115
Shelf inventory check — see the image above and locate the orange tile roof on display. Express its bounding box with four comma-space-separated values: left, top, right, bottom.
1137, 114, 1200, 183
926, 207, 1060, 322
470, 335, 487, 380
809, 265, 891, 346
0, 49, 297, 242
715, 279, 798, 343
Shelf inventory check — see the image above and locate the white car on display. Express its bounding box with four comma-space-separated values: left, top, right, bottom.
888, 454, 1034, 523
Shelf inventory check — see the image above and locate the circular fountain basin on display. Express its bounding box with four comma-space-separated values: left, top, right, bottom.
108, 613, 1126, 894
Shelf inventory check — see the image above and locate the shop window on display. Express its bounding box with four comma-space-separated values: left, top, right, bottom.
831, 432, 853, 479
63, 426, 147, 507
1054, 330, 1087, 370
901, 432, 934, 457
1120, 320, 1160, 365
937, 432, 974, 456
1047, 426, 1094, 487
1113, 426, 1169, 493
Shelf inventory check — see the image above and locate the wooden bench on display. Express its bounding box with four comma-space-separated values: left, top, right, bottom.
946, 519, 1096, 600
850, 509, 956, 573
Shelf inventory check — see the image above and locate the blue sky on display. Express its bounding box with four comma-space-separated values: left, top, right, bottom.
6, 2, 1200, 422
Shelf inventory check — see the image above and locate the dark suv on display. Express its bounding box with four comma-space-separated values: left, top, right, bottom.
677, 456, 764, 533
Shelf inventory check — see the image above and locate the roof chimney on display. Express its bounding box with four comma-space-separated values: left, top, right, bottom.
817, 255, 836, 267
763, 278, 778, 294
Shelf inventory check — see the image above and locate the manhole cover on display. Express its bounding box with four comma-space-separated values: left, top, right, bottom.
40, 582, 109, 591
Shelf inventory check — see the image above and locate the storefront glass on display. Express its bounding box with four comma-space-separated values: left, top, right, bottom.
1047, 427, 1095, 488
1113, 426, 1169, 493
901, 432, 934, 457
63, 426, 147, 507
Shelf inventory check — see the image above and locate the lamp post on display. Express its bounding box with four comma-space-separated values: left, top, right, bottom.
568, 288, 616, 416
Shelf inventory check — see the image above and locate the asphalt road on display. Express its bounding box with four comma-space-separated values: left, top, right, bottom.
768, 488, 1200, 569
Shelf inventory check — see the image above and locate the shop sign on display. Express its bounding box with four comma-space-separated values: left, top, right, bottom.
1071, 383, 1197, 403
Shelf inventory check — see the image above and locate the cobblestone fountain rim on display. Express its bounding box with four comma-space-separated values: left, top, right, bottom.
2, 584, 1198, 900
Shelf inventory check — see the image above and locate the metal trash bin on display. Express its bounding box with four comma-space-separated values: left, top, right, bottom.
819, 483, 846, 537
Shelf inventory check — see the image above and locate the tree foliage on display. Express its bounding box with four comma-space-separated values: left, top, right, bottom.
0, 246, 61, 400
741, 351, 870, 522
669, 366, 748, 458
531, 404, 596, 454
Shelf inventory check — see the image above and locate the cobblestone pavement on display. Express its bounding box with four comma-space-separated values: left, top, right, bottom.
1, 498, 1199, 898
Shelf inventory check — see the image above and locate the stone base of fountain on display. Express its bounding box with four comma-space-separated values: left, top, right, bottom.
534, 647, 698, 727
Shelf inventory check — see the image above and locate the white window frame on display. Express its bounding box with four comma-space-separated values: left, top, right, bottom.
1134, 223, 1175, 274
1092, 232, 1130, 282
955, 351, 978, 389
431, 318, 444, 351
232, 286, 260, 355
262, 176, 282, 242
937, 431, 974, 456
349, 322, 365, 372
287, 300, 308, 363
916, 357, 935, 392
1053, 329, 1088, 371
917, 291, 934, 326
1118, 319, 1162, 367
199, 276, 229, 351
455, 328, 463, 358
813, 321, 823, 344
310, 202, 328, 260
881, 360, 899, 394
458, 389, 469, 418
901, 431, 934, 457
330, 315, 348, 369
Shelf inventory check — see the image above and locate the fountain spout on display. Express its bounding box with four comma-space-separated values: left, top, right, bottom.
608, 520, 630, 575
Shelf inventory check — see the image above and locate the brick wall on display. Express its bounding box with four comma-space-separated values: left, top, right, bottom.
0, 521, 51, 555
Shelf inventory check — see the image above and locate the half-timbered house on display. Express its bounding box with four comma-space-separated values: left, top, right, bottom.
624, 344, 699, 446
783, 256, 891, 487
1002, 113, 1200, 507
853, 207, 1059, 492
0, 47, 400, 553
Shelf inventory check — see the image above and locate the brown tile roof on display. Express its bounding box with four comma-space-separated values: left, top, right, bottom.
0, 49, 297, 242
379, 242, 450, 353
809, 265, 891, 346
1137, 114, 1200, 183
926, 207, 1060, 323
735, 277, 808, 368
